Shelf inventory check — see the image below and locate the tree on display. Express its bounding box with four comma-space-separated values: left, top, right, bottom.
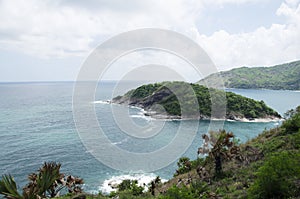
149, 176, 162, 196
282, 107, 300, 133
0, 174, 22, 199
198, 130, 242, 176
0, 162, 84, 199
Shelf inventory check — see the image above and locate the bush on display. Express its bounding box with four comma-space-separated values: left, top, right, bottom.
118, 179, 132, 191
190, 158, 205, 169
282, 112, 300, 133
248, 151, 300, 198
117, 179, 144, 196
189, 180, 208, 197
158, 185, 195, 199
175, 157, 191, 176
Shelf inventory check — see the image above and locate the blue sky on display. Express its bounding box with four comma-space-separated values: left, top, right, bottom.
0, 0, 300, 82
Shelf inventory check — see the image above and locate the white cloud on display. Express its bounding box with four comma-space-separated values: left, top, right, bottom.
0, 0, 299, 72
0, 0, 265, 58
203, 0, 260, 6
277, 0, 300, 22
0, 0, 202, 58
194, 0, 300, 70
0, 0, 97, 57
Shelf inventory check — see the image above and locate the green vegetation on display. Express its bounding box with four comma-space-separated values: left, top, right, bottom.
117, 179, 144, 196
0, 162, 83, 199
156, 106, 300, 199
174, 157, 192, 176
248, 151, 300, 198
2, 107, 300, 199
113, 81, 280, 119
198, 60, 300, 90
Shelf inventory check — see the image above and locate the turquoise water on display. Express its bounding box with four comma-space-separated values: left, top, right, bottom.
0, 82, 298, 193
227, 88, 300, 116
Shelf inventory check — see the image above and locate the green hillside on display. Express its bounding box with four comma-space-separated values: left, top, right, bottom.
4, 105, 296, 199
152, 105, 300, 199
198, 60, 300, 90
112, 81, 281, 120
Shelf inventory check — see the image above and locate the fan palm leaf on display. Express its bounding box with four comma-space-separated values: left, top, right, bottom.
36, 162, 61, 197
0, 174, 22, 199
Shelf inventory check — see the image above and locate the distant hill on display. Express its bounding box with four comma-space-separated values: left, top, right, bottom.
112, 81, 281, 120
198, 60, 300, 90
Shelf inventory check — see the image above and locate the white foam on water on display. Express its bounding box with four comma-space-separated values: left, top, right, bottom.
112, 138, 128, 145
92, 100, 152, 121
99, 173, 166, 195
274, 122, 280, 126
93, 100, 111, 104
129, 106, 153, 121
130, 114, 152, 121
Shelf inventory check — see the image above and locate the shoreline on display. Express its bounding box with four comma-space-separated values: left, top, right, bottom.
105, 100, 282, 123
143, 110, 282, 123
99, 173, 164, 195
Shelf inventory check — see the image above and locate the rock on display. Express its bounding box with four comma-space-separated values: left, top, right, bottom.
72, 194, 86, 199
110, 183, 119, 189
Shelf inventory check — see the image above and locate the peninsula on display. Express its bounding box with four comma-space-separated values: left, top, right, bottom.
112, 81, 281, 121
198, 60, 300, 90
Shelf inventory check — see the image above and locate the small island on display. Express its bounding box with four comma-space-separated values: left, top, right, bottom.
112, 81, 281, 121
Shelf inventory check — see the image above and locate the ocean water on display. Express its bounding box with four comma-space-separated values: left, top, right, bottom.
0, 82, 299, 194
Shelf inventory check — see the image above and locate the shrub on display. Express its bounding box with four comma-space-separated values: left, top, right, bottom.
190, 158, 205, 169
174, 157, 191, 176
117, 179, 144, 196
118, 179, 132, 191
158, 185, 195, 199
282, 112, 300, 134
248, 151, 300, 198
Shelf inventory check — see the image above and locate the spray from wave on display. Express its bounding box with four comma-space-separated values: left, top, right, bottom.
92, 100, 111, 104
99, 173, 166, 195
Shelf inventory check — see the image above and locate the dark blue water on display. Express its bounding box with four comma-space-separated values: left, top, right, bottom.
0, 82, 298, 193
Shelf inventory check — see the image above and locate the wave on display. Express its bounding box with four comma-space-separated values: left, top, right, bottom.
130, 114, 152, 121
129, 106, 153, 121
93, 100, 152, 121
99, 173, 166, 194
92, 100, 111, 104
274, 122, 281, 126
112, 138, 128, 145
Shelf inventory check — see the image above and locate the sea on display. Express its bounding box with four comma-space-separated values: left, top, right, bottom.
0, 81, 299, 194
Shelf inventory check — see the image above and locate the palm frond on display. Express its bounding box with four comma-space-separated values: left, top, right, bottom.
36, 162, 61, 197
0, 174, 22, 199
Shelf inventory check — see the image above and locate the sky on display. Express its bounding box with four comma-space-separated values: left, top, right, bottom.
0, 0, 300, 82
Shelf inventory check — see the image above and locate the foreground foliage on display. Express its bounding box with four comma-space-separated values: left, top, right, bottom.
2, 106, 300, 199
248, 151, 300, 198
94, 106, 300, 198
0, 162, 83, 199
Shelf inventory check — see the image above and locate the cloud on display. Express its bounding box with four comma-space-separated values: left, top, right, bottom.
194, 0, 300, 70
277, 0, 300, 22
0, 0, 299, 72
203, 0, 260, 6
0, 0, 203, 58
0, 0, 265, 58
0, 0, 96, 57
